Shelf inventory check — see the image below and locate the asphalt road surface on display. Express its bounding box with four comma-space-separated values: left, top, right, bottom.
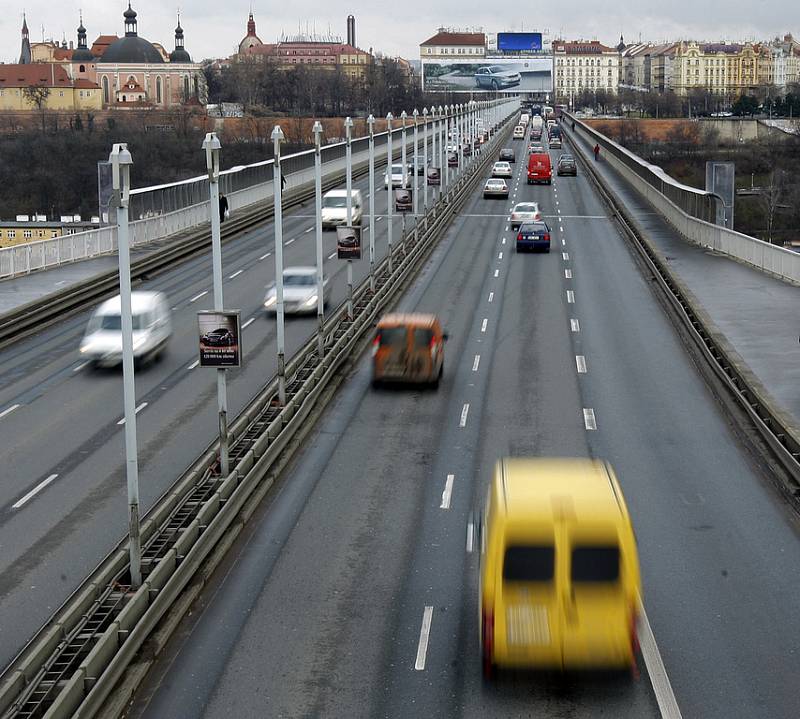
130, 135, 800, 718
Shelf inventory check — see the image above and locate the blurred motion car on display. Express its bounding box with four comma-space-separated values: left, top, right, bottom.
478, 458, 641, 678
515, 220, 551, 252
426, 167, 441, 186
321, 189, 363, 229
483, 178, 509, 199
491, 161, 513, 179
475, 65, 521, 90
372, 313, 447, 388
557, 154, 577, 176
384, 163, 409, 188
264, 266, 330, 315
509, 202, 541, 229
498, 148, 516, 163
80, 291, 171, 368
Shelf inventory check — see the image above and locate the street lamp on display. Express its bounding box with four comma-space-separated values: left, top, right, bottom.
313, 121, 324, 360
443, 104, 450, 190
271, 124, 287, 405
422, 107, 429, 215
109, 141, 141, 589
367, 114, 376, 291
344, 116, 354, 321
412, 109, 419, 218
386, 112, 394, 272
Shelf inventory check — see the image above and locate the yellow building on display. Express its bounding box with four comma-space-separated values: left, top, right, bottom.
0, 64, 102, 111
0, 220, 98, 248
672, 41, 761, 96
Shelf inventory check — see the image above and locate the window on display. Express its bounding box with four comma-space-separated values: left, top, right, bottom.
23, 230, 33, 239
571, 546, 620, 582
102, 76, 109, 103
156, 76, 162, 104
503, 546, 554, 582
377, 326, 407, 347
8, 230, 15, 239
413, 328, 434, 348
79, 64, 85, 72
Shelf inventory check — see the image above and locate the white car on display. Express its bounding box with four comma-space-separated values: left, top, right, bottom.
513, 125, 526, 140
510, 202, 542, 229
483, 178, 509, 199
491, 161, 513, 179
321, 189, 362, 229
80, 291, 171, 368
384, 163, 409, 189
264, 267, 330, 315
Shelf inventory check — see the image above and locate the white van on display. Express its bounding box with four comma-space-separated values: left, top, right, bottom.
513, 125, 526, 140
321, 189, 363, 229
520, 113, 530, 126
80, 291, 172, 368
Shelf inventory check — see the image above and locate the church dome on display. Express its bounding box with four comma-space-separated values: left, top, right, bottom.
100, 3, 164, 64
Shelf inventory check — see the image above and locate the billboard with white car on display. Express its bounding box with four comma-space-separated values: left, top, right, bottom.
422, 57, 552, 94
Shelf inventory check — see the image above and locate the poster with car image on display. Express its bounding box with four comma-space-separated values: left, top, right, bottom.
394, 188, 412, 213
336, 225, 361, 260
198, 310, 241, 367
422, 57, 552, 93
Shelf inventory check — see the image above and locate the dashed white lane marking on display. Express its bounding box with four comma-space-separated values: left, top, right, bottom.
259, 252, 272, 260
583, 408, 597, 430
472, 355, 480, 372
639, 603, 684, 719
304, 227, 313, 233
0, 404, 21, 420
12, 474, 58, 510
570, 318, 581, 332
561, 238, 566, 246
488, 292, 494, 303
576, 355, 587, 373
187, 359, 200, 370
377, 216, 384, 222
493, 269, 499, 277
481, 319, 488, 333
466, 520, 475, 552
460, 403, 470, 427
286, 238, 296, 245
117, 402, 148, 425
242, 317, 256, 329
440, 474, 455, 509
229, 269, 244, 279
414, 606, 434, 671
565, 269, 573, 279
502, 237, 506, 244
189, 290, 208, 303
498, 251, 503, 260
566, 290, 575, 303
73, 362, 88, 372
562, 252, 569, 260
560, 226, 564, 232
327, 251, 337, 260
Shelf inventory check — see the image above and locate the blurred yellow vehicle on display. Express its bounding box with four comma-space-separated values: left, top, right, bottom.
478, 458, 641, 678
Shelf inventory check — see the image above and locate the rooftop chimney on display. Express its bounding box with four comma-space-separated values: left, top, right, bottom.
347, 14, 356, 48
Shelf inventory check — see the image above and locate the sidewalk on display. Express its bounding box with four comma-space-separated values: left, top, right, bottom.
566, 124, 800, 429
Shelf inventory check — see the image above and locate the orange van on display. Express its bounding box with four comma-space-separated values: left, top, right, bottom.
527, 153, 552, 185
372, 313, 447, 388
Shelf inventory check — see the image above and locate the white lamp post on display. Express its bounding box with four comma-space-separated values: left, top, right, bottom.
386, 112, 394, 272
271, 124, 287, 405
367, 114, 376, 292
313, 121, 324, 360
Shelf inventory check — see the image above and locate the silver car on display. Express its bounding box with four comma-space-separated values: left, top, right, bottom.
483, 178, 509, 199
491, 161, 513, 179
264, 267, 330, 315
475, 65, 522, 90
510, 202, 542, 229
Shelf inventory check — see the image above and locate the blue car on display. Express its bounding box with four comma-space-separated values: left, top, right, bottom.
515, 220, 551, 253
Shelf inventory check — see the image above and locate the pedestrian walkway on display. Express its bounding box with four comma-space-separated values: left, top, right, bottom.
566, 124, 800, 428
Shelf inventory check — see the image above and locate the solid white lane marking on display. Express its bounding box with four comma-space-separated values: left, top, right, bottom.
576, 355, 587, 373
565, 269, 572, 279
73, 362, 88, 372
466, 521, 475, 552
187, 359, 200, 370
117, 402, 148, 425
414, 606, 434, 671
570, 318, 580, 332
440, 474, 455, 509
493, 269, 499, 277
12, 474, 58, 510
472, 355, 480, 372
0, 404, 21, 420
460, 403, 470, 427
189, 290, 208, 303
567, 290, 575, 303
242, 317, 255, 329
229, 269, 244, 279
488, 292, 494, 303
639, 603, 684, 719
259, 252, 272, 260
481, 319, 488, 333
562, 252, 569, 260
583, 408, 597, 430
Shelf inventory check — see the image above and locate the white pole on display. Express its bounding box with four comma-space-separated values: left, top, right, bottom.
313, 121, 324, 360
109, 142, 141, 588
412, 109, 419, 218
438, 105, 445, 198
386, 112, 394, 272
443, 104, 450, 191
430, 107, 437, 203
400, 110, 408, 187
271, 125, 286, 405
367, 114, 376, 292
422, 107, 429, 213
345, 116, 354, 321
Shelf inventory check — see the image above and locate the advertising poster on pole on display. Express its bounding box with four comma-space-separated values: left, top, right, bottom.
394, 188, 413, 213
197, 310, 242, 367
336, 225, 362, 260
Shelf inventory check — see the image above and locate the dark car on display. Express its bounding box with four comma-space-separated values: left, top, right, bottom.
408, 156, 428, 176
516, 220, 551, 253
395, 189, 412, 212
463, 142, 473, 157
202, 328, 235, 346
427, 167, 441, 186
557, 154, 577, 176
499, 148, 516, 163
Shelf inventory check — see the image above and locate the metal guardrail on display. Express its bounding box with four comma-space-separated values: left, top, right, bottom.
0, 104, 519, 719
565, 121, 800, 503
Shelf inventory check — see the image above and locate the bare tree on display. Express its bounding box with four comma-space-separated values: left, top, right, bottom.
758, 169, 785, 244
22, 85, 51, 132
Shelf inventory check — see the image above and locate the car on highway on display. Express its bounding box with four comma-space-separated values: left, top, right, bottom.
498, 148, 515, 163
201, 327, 235, 346
264, 266, 330, 315
491, 161, 513, 179
475, 65, 521, 90
408, 156, 428, 176
515, 219, 551, 252
557, 154, 578, 176
371, 313, 447, 388
321, 189, 363, 229
509, 202, 541, 229
426, 167, 441, 186
527, 143, 545, 154
527, 153, 552, 184
548, 136, 562, 149
512, 125, 526, 140
80, 291, 171, 369
463, 141, 473, 157
483, 178, 509, 199
478, 457, 641, 678
384, 163, 409, 189
530, 127, 543, 141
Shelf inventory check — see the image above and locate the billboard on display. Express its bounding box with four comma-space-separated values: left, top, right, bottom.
336, 225, 362, 259
497, 32, 543, 52
198, 310, 242, 367
422, 58, 552, 94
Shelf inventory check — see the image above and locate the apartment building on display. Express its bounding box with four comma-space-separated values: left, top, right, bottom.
672, 41, 761, 95
552, 40, 620, 100
419, 30, 486, 59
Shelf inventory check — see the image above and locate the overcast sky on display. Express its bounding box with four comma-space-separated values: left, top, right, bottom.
2, 1, 798, 64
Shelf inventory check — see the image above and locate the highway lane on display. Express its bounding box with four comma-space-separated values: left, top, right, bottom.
132, 144, 663, 718
0, 157, 448, 668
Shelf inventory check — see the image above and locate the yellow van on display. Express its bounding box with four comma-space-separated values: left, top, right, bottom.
478, 458, 641, 678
